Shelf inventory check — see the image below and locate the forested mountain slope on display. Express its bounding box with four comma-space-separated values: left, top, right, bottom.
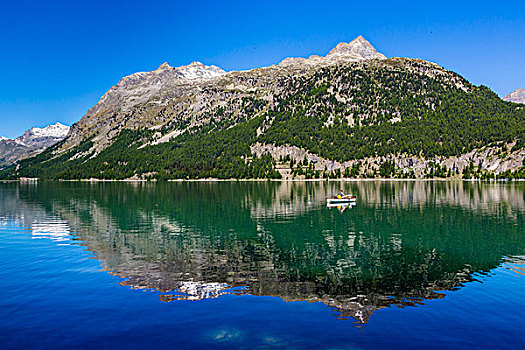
2, 37, 525, 180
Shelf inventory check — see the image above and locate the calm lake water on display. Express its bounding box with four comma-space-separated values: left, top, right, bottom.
1, 181, 524, 349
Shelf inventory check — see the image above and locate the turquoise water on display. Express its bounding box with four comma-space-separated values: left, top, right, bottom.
1, 181, 524, 349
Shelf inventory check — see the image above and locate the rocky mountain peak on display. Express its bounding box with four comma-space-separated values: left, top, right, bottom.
279, 35, 386, 67
503, 88, 525, 104
156, 62, 173, 71
327, 36, 386, 60
81, 60, 228, 127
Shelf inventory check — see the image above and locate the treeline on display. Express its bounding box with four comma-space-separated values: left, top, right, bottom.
2, 116, 281, 180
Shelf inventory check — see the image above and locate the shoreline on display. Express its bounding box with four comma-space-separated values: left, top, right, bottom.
4, 178, 525, 183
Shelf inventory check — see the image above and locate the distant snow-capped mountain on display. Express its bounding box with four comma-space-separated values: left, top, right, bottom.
15, 122, 70, 148
0, 122, 70, 167
172, 61, 226, 80
503, 88, 525, 104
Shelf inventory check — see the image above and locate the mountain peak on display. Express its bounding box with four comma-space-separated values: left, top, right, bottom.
503, 88, 525, 104
327, 36, 386, 60
52, 122, 69, 129
279, 35, 386, 67
156, 62, 173, 71
175, 61, 226, 80
26, 122, 70, 139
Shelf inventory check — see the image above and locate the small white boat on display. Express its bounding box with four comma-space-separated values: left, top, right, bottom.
326, 195, 356, 204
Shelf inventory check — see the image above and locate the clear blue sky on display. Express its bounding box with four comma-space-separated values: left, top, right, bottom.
0, 0, 524, 138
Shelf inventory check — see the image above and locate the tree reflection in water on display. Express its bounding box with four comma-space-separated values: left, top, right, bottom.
1, 180, 524, 324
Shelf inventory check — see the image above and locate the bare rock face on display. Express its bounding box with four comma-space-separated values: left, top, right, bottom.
0, 139, 30, 166
88, 61, 226, 116
251, 143, 525, 179
326, 35, 387, 60
62, 60, 230, 152
278, 35, 386, 67
503, 88, 525, 104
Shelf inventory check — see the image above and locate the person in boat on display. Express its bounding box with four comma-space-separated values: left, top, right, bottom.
337, 189, 345, 199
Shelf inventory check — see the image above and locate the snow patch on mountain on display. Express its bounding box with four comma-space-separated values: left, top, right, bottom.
176, 61, 226, 80
152, 61, 226, 80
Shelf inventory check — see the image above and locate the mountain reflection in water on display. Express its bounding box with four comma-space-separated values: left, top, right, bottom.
1, 181, 524, 324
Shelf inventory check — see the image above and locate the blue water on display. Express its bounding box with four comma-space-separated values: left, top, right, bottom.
1, 181, 524, 349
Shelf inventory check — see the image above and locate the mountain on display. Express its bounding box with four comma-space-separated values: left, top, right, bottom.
503, 88, 525, 104
0, 122, 69, 167
0, 139, 30, 167
3, 36, 525, 180
15, 122, 70, 148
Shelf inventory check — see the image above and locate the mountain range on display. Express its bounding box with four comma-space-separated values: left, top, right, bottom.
2, 36, 525, 180
0, 123, 69, 167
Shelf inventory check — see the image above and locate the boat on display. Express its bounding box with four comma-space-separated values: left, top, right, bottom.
326, 195, 356, 204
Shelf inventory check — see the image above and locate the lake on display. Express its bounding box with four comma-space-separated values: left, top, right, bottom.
1, 181, 524, 349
